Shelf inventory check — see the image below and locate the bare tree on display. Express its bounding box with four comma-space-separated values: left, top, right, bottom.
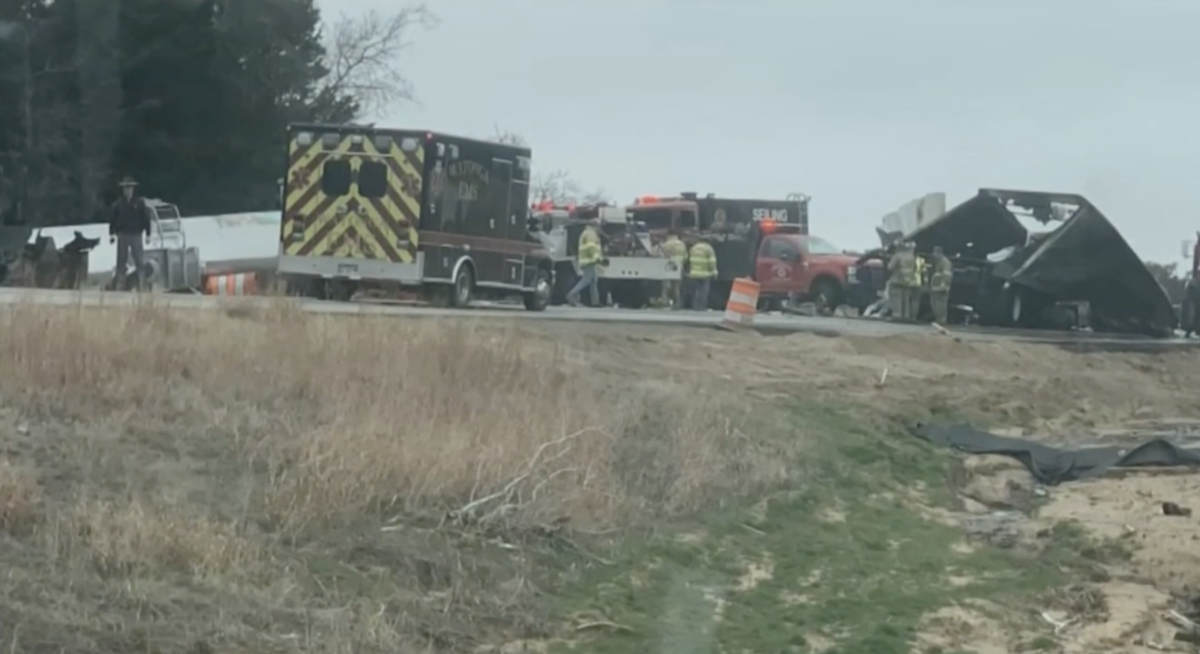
493, 126, 611, 205
1147, 260, 1187, 304
321, 4, 438, 119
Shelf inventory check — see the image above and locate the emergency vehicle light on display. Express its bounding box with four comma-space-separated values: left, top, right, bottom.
296, 131, 313, 146
636, 196, 658, 204
759, 219, 778, 233
374, 135, 392, 151
350, 135, 364, 144
321, 133, 339, 148
399, 137, 419, 152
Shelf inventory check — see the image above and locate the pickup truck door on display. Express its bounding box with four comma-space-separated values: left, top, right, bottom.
756, 236, 806, 295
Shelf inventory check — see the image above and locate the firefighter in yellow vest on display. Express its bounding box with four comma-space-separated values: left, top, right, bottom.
566, 221, 603, 307
886, 241, 917, 321
928, 245, 954, 324
658, 230, 688, 309
686, 237, 718, 311
911, 248, 928, 321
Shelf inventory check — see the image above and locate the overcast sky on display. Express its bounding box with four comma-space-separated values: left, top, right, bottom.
320, 0, 1200, 266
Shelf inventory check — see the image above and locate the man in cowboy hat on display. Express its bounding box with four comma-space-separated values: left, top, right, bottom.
109, 175, 151, 291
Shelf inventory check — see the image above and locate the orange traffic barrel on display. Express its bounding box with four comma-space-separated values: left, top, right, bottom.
204, 273, 258, 296
722, 277, 760, 330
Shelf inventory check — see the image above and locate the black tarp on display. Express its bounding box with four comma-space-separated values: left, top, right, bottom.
915, 422, 1200, 485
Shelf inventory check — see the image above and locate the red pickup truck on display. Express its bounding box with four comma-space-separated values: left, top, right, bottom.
754, 231, 877, 310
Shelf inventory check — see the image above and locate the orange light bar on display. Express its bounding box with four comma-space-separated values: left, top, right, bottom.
636, 195, 658, 204
759, 219, 778, 233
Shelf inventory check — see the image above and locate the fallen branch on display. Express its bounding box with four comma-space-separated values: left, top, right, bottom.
575, 620, 633, 633
448, 427, 602, 526
1039, 611, 1076, 634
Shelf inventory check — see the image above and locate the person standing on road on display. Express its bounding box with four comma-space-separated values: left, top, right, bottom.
928, 245, 954, 324
686, 237, 718, 311
109, 176, 152, 292
658, 230, 688, 309
566, 220, 603, 307
1184, 270, 1200, 337
911, 247, 928, 321
886, 241, 917, 320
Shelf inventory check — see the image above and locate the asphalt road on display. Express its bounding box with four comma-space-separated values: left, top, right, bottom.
0, 287, 1193, 349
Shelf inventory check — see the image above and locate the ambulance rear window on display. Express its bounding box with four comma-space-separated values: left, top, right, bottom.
358, 161, 387, 198
321, 160, 351, 196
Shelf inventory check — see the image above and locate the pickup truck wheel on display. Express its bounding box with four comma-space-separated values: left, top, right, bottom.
451, 265, 474, 308
813, 278, 843, 310
523, 268, 551, 312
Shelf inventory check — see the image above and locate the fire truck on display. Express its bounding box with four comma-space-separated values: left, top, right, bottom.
622, 192, 871, 310
278, 123, 554, 309
528, 201, 680, 307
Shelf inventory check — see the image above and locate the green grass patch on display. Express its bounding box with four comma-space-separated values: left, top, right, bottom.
547, 403, 1075, 654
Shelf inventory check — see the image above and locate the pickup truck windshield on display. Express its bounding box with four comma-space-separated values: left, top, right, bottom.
806, 236, 842, 255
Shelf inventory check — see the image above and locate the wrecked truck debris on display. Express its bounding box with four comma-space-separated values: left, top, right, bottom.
856, 188, 1176, 337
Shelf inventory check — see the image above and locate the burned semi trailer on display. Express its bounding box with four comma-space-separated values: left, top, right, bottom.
859, 189, 1175, 337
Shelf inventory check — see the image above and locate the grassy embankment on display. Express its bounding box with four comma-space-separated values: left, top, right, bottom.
0, 300, 1108, 653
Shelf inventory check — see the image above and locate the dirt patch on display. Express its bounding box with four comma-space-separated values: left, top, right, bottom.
956, 454, 1038, 511
1036, 472, 1200, 594
928, 452, 1200, 653
735, 554, 774, 591
916, 601, 1012, 654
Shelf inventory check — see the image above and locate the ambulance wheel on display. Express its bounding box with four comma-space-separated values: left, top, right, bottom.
523, 268, 552, 312
451, 264, 474, 308
326, 279, 356, 302
551, 264, 575, 305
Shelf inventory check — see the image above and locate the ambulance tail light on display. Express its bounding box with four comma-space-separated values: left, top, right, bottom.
289, 214, 306, 241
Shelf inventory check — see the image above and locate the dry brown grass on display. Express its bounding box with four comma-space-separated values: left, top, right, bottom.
0, 299, 787, 653
0, 299, 762, 529
0, 456, 41, 535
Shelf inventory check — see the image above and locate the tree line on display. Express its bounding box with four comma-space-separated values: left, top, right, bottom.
0, 0, 434, 226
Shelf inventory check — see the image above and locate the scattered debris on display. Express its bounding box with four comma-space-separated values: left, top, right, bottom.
1161, 501, 1191, 517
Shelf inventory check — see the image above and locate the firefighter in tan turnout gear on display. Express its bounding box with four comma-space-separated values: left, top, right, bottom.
567, 221, 603, 307
658, 230, 688, 309
686, 237, 718, 311
928, 246, 954, 324
887, 241, 918, 321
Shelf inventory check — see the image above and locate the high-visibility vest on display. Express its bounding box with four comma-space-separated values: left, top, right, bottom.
578, 228, 602, 266
687, 242, 718, 279
661, 237, 687, 266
